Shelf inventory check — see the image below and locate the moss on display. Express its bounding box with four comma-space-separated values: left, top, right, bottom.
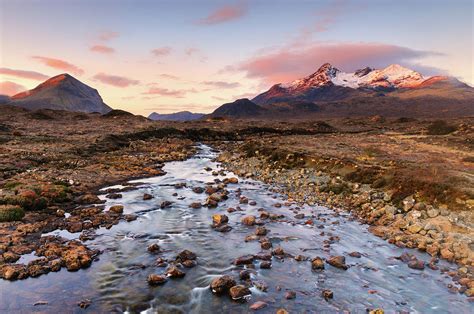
0, 205, 25, 222
3, 181, 22, 190
427, 120, 457, 135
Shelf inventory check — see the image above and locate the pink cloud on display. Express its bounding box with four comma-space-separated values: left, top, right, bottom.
0, 81, 27, 96
185, 47, 199, 56
202, 81, 241, 89
235, 42, 440, 85
152, 47, 172, 56
93, 73, 140, 88
98, 31, 119, 41
0, 67, 48, 80
90, 45, 115, 54
160, 73, 180, 80
32, 56, 84, 76
196, 2, 247, 25
143, 87, 197, 98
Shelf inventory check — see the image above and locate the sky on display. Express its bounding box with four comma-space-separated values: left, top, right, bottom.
0, 0, 472, 115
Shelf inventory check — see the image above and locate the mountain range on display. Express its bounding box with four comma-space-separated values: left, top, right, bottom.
210, 63, 474, 119
148, 111, 204, 121
0, 74, 112, 114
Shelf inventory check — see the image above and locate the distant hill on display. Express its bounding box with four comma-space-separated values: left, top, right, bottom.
209, 63, 474, 119
4, 74, 112, 114
148, 111, 204, 121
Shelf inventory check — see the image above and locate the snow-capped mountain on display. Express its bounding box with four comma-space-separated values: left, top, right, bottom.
252, 63, 458, 105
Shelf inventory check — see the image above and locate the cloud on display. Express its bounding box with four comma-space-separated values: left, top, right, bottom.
93, 73, 140, 87
98, 31, 119, 41
0, 81, 27, 96
160, 73, 180, 80
90, 45, 115, 54
151, 47, 172, 56
32, 56, 84, 76
196, 2, 247, 25
0, 67, 49, 81
202, 81, 241, 89
142, 86, 197, 98
234, 42, 442, 85
185, 47, 199, 56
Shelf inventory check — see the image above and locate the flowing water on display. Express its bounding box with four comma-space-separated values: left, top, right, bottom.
0, 145, 471, 313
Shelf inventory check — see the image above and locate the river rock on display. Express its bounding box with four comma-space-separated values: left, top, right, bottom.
147, 274, 167, 285
190, 202, 202, 209
234, 255, 254, 265
210, 275, 236, 294
215, 224, 232, 232
261, 241, 272, 250
311, 257, 325, 270
229, 285, 251, 300
165, 265, 185, 278
255, 226, 268, 236
349, 252, 362, 258
327, 256, 348, 270
250, 301, 267, 310
143, 193, 154, 200
176, 250, 196, 262
260, 261, 272, 269
147, 243, 160, 253
285, 291, 296, 299
241, 215, 256, 226
212, 214, 229, 226
109, 205, 124, 214
322, 289, 334, 300
239, 270, 251, 280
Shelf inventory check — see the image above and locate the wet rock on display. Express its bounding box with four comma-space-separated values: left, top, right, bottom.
109, 205, 124, 214
190, 202, 202, 209
234, 255, 254, 265
349, 251, 362, 258
165, 265, 185, 278
239, 270, 251, 280
147, 243, 160, 253
294, 213, 305, 219
260, 261, 272, 269
62, 244, 93, 271
106, 193, 122, 199
182, 259, 197, 268
229, 285, 251, 300
285, 291, 296, 299
176, 250, 197, 262
295, 255, 308, 262
147, 274, 167, 285
210, 275, 236, 294
255, 226, 268, 236
67, 221, 83, 233
322, 289, 333, 300
212, 214, 229, 226
408, 260, 425, 270
260, 241, 272, 250
124, 214, 138, 222
276, 309, 289, 314
155, 257, 168, 267
3, 252, 20, 263
250, 301, 267, 310
160, 201, 173, 209
227, 207, 237, 213
78, 299, 91, 309
327, 256, 348, 270
192, 187, 204, 194
249, 200, 257, 206
255, 251, 272, 261
260, 211, 270, 219
143, 193, 154, 200
272, 247, 285, 256
214, 224, 232, 232
227, 177, 239, 184
241, 215, 256, 226
311, 257, 325, 270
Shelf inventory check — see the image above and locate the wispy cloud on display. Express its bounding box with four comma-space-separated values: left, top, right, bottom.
142, 86, 198, 98
32, 56, 84, 75
0, 81, 27, 96
202, 81, 241, 89
90, 45, 115, 54
196, 2, 247, 25
232, 42, 442, 85
151, 47, 172, 57
0, 67, 49, 81
93, 73, 140, 87
98, 31, 119, 41
160, 73, 180, 80
185, 47, 199, 56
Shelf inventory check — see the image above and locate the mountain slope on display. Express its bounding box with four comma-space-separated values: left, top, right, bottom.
213, 63, 474, 119
8, 74, 112, 114
209, 98, 267, 118
148, 111, 204, 121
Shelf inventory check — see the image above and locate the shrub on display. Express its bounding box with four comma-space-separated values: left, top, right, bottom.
0, 205, 25, 222
427, 120, 457, 135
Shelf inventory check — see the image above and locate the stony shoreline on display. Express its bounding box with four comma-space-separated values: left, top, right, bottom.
215, 142, 474, 298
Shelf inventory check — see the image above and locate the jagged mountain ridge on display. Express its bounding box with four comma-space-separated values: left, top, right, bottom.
148, 111, 204, 121
5, 74, 112, 114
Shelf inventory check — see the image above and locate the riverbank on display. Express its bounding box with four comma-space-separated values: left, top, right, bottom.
215, 121, 474, 298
